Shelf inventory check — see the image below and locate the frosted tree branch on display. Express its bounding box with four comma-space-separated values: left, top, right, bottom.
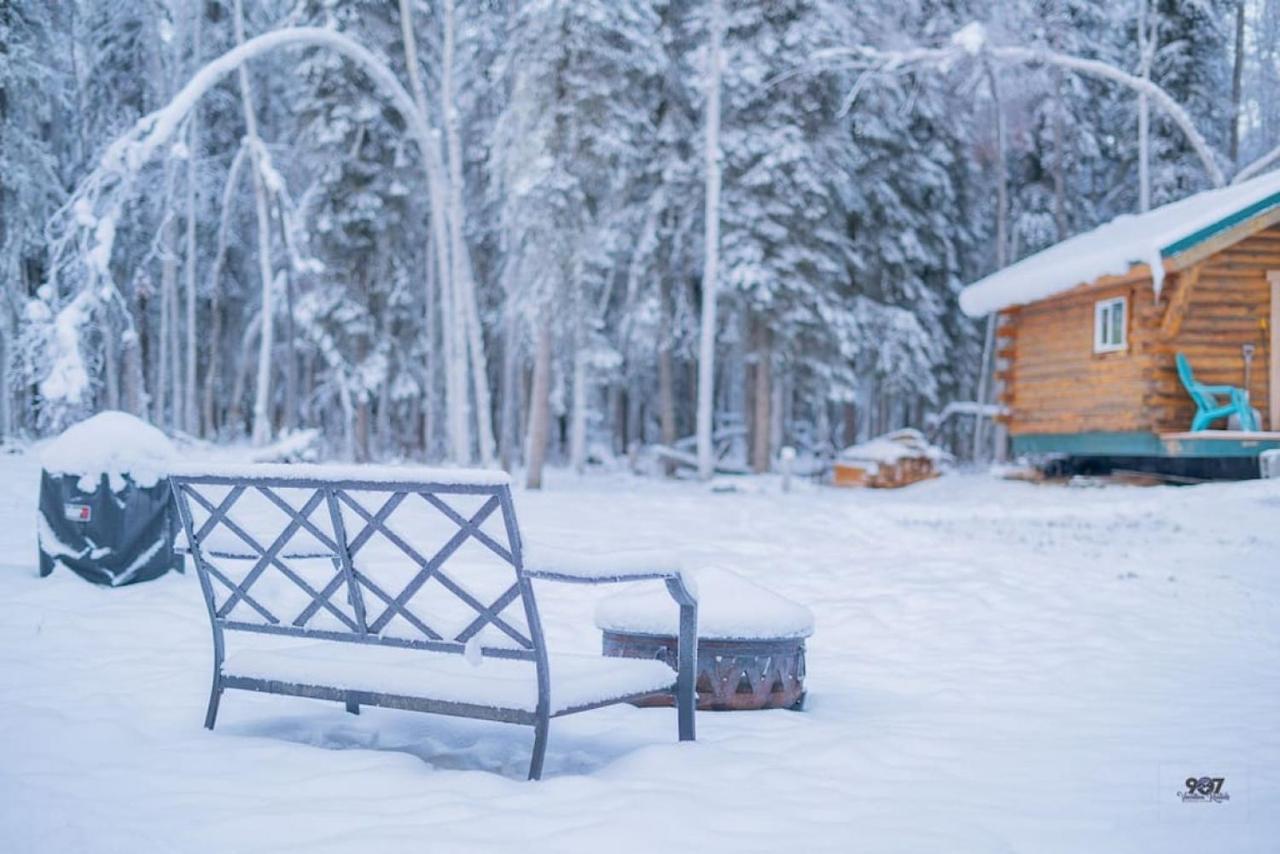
814, 30, 1227, 189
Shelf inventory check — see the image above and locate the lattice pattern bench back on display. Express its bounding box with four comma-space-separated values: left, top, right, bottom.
170, 469, 542, 662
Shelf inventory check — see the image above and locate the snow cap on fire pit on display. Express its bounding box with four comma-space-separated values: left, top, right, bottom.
595, 566, 814, 640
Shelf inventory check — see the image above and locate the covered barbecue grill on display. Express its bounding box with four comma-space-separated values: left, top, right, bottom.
37, 411, 181, 586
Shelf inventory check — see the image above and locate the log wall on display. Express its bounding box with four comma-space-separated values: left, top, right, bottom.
1145, 227, 1277, 432
999, 224, 1279, 436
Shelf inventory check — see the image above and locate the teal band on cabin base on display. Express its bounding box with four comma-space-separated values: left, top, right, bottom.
1012, 431, 1280, 458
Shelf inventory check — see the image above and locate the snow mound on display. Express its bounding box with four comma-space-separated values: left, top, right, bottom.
595, 567, 813, 640
40, 411, 177, 492
959, 169, 1280, 316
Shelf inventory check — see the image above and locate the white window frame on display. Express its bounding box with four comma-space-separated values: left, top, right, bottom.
1094, 296, 1127, 353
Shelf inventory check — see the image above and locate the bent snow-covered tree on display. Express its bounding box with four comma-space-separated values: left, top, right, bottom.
44, 26, 482, 460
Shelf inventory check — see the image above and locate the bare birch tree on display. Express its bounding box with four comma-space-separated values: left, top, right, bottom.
696, 0, 723, 481
441, 0, 496, 465
183, 0, 202, 433
232, 0, 277, 446
397, 0, 472, 463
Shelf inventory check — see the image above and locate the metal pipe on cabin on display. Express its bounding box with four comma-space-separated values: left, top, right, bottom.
1243, 344, 1255, 401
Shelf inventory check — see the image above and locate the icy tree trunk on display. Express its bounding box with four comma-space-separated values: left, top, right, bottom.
122, 291, 146, 417
770, 363, 785, 458
183, 1, 202, 435
203, 293, 221, 434
283, 265, 296, 433
228, 311, 261, 432
751, 320, 771, 474
355, 397, 370, 462
0, 314, 11, 440
498, 293, 520, 472
973, 64, 1008, 464
158, 166, 178, 429
337, 375, 356, 462
496, 250, 522, 471
1052, 69, 1067, 240
525, 315, 553, 490
442, 0, 496, 466
102, 308, 119, 410
1229, 0, 1246, 167
233, 0, 275, 446
1137, 95, 1150, 212
202, 142, 246, 436
168, 244, 181, 426
569, 342, 588, 474
657, 318, 677, 476
1136, 1, 1154, 212
424, 236, 438, 458
398, 0, 471, 464
695, 0, 724, 482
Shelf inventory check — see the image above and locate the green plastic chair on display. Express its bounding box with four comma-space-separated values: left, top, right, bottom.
1175, 352, 1259, 432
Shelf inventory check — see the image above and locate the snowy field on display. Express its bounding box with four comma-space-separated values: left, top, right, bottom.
2, 448, 1278, 853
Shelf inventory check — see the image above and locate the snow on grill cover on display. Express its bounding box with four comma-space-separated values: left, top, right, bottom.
37, 411, 182, 587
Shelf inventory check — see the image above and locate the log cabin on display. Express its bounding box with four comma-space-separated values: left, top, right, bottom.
959, 170, 1280, 478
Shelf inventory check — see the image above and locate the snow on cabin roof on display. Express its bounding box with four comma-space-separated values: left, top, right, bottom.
959, 169, 1280, 317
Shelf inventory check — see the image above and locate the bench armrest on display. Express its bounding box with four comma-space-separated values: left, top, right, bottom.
522, 543, 697, 740
521, 544, 695, 596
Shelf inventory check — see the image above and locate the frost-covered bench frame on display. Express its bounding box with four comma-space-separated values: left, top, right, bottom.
169, 465, 697, 780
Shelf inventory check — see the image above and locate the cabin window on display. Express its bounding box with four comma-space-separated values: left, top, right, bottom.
1094, 297, 1127, 353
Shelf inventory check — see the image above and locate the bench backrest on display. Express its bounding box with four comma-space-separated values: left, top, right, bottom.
169, 465, 545, 664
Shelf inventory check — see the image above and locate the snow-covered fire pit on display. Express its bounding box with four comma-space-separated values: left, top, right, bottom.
596, 567, 814, 711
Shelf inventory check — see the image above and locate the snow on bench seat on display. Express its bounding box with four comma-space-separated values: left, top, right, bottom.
223, 636, 677, 716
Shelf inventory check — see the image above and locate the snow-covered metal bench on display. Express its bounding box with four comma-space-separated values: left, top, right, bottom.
168, 463, 697, 779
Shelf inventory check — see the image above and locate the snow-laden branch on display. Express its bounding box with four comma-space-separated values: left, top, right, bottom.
990, 45, 1224, 188
1234, 143, 1280, 184
108, 27, 434, 187
813, 25, 1227, 189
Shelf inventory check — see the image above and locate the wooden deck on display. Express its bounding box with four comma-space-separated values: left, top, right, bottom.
1159, 431, 1280, 457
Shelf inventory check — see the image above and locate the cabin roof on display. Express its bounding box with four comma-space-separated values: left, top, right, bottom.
959, 169, 1280, 317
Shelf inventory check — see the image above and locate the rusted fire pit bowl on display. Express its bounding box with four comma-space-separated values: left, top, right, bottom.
595, 567, 813, 711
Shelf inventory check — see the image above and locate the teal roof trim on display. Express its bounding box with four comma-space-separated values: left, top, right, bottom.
1161, 191, 1280, 259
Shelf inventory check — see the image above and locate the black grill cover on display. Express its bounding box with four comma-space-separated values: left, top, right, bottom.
38, 470, 181, 586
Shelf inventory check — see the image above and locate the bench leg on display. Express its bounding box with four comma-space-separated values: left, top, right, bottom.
675, 601, 697, 742
345, 699, 360, 715
204, 677, 223, 730
528, 715, 549, 781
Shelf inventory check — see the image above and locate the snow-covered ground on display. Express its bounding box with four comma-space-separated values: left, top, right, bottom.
2, 448, 1278, 852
